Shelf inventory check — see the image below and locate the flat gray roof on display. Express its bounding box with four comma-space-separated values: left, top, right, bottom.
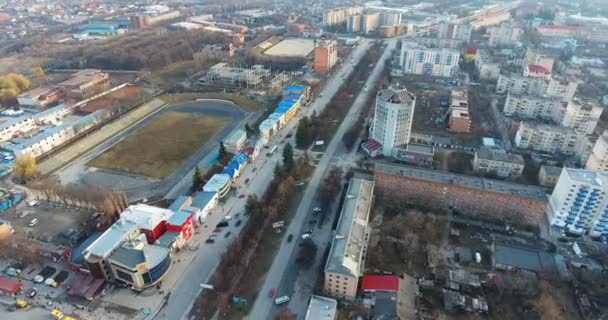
304, 295, 338, 320
476, 147, 525, 165
540, 165, 562, 177
191, 191, 217, 208
375, 162, 548, 200
325, 179, 374, 277
84, 219, 138, 259
494, 242, 556, 273
565, 168, 608, 187
405, 143, 434, 155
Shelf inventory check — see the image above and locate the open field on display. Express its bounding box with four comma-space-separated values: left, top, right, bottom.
159, 92, 268, 112
88, 111, 229, 179
263, 38, 315, 57
79, 85, 155, 113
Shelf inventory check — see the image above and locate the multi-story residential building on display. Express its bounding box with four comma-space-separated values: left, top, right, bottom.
448, 87, 471, 133
346, 15, 361, 33
475, 50, 502, 80
473, 147, 525, 177
538, 165, 563, 188
587, 132, 608, 172
438, 22, 472, 42
471, 12, 511, 30
57, 69, 111, 99
503, 94, 565, 121
561, 98, 603, 135
361, 13, 380, 33
488, 23, 524, 47
323, 6, 363, 26
514, 121, 578, 155
374, 162, 549, 225
523, 48, 555, 73
380, 12, 402, 27
536, 24, 586, 39
546, 168, 608, 237
400, 42, 460, 78
369, 87, 416, 157
523, 64, 551, 79
314, 40, 338, 73
324, 178, 374, 301
496, 74, 578, 102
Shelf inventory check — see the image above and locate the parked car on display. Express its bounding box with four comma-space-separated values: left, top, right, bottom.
268, 288, 276, 298
206, 239, 215, 244
238, 194, 246, 199
27, 200, 40, 207
27, 288, 37, 298
312, 207, 321, 213
287, 234, 293, 243
244, 179, 250, 184
213, 228, 222, 233
235, 220, 242, 227
225, 231, 232, 238
275, 295, 290, 305
216, 221, 229, 228
28, 218, 39, 227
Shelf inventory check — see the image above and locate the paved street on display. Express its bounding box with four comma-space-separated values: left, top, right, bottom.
247, 39, 396, 320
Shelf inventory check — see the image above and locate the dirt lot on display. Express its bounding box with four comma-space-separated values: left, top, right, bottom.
87, 111, 229, 179
79, 86, 155, 113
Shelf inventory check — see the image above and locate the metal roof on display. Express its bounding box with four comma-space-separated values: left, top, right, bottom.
168, 196, 191, 212
167, 210, 191, 226
203, 174, 231, 191
109, 247, 145, 268
493, 242, 557, 273
304, 295, 338, 320
84, 219, 138, 259
120, 204, 173, 230
191, 191, 217, 209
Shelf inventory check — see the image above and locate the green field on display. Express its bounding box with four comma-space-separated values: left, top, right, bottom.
88, 111, 229, 179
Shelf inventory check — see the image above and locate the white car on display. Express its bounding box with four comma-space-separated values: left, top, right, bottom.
301, 233, 312, 240
28, 218, 39, 227
33, 275, 44, 283
274, 295, 290, 305
312, 207, 321, 213
224, 215, 232, 221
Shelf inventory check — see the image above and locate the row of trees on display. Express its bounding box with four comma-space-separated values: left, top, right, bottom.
192, 144, 311, 317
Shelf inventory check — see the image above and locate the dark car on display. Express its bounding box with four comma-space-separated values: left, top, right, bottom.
244, 179, 250, 184
27, 288, 37, 298
206, 239, 215, 244
235, 220, 242, 227
287, 234, 293, 242
286, 134, 293, 138
225, 231, 232, 238
217, 221, 229, 228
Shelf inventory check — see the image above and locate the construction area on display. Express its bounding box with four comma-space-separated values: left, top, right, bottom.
263, 38, 315, 57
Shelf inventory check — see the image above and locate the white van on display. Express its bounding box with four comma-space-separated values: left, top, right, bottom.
27, 200, 39, 207
274, 296, 290, 305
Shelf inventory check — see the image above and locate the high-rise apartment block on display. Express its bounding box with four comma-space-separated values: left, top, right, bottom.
547, 168, 608, 237
438, 23, 473, 42
323, 6, 363, 26
561, 98, 603, 135
503, 94, 565, 121
514, 121, 578, 155
473, 148, 525, 177
370, 87, 416, 157
586, 133, 608, 172
400, 42, 460, 78
313, 40, 338, 74
496, 74, 578, 102
488, 23, 524, 47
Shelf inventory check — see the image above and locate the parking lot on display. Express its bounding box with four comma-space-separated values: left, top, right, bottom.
5, 201, 90, 244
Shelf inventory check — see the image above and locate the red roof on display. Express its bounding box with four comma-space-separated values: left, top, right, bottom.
466, 47, 478, 55
362, 274, 400, 292
0, 277, 22, 294
527, 64, 550, 75
362, 139, 382, 152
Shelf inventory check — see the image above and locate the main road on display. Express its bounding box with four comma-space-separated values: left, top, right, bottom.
151, 39, 374, 320
247, 39, 397, 320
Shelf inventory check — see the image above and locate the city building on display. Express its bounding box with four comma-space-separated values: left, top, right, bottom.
447, 87, 471, 133
523, 48, 555, 73
169, 191, 218, 225
361, 13, 380, 34
323, 6, 363, 26
514, 121, 579, 155
324, 179, 374, 301
380, 12, 402, 27
57, 69, 111, 99
473, 148, 525, 177
524, 64, 551, 79
222, 153, 248, 180
475, 50, 502, 80
488, 23, 524, 47
586, 132, 608, 172
205, 63, 271, 88
496, 74, 578, 102
304, 295, 338, 320
369, 87, 416, 157
0, 103, 71, 142
546, 76, 579, 102
346, 15, 361, 33
159, 210, 194, 250
471, 12, 511, 30
203, 174, 231, 198
438, 22, 472, 42
201, 43, 235, 59
314, 40, 338, 74
546, 168, 608, 237
224, 129, 246, 153
17, 87, 63, 110
130, 6, 181, 28
400, 42, 460, 78
503, 94, 565, 121
120, 204, 173, 244
83, 219, 172, 291
538, 165, 562, 188
361, 274, 418, 320
536, 24, 586, 39
561, 98, 603, 135
374, 162, 549, 225
394, 143, 434, 167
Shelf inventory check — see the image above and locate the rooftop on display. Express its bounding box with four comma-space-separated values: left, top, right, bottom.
167, 210, 192, 226
120, 204, 173, 230
377, 87, 415, 104
225, 129, 246, 145
168, 196, 191, 212
191, 191, 217, 209
476, 147, 525, 165
17, 86, 57, 99
203, 174, 231, 191
84, 219, 139, 259
520, 121, 577, 134
493, 242, 557, 273
564, 168, 608, 187
304, 295, 338, 320
540, 165, 562, 177
527, 64, 551, 75
58, 69, 107, 87
325, 179, 374, 277
405, 143, 433, 155
451, 108, 470, 119
375, 162, 548, 200
362, 274, 400, 292
537, 24, 584, 31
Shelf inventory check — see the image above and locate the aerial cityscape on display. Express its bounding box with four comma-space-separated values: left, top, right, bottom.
0, 0, 608, 319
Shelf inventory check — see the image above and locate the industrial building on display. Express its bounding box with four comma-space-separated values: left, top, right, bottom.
374, 162, 549, 225
314, 40, 338, 74
473, 148, 525, 177
17, 87, 64, 110
57, 69, 111, 99
324, 178, 374, 301
400, 42, 460, 78
368, 87, 416, 157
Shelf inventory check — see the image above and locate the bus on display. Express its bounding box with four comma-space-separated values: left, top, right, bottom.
267, 145, 278, 156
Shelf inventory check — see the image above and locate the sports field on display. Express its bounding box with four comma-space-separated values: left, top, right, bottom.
88, 111, 229, 179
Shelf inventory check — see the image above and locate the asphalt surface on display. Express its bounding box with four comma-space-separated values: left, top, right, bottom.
246, 39, 394, 320
56, 100, 259, 201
